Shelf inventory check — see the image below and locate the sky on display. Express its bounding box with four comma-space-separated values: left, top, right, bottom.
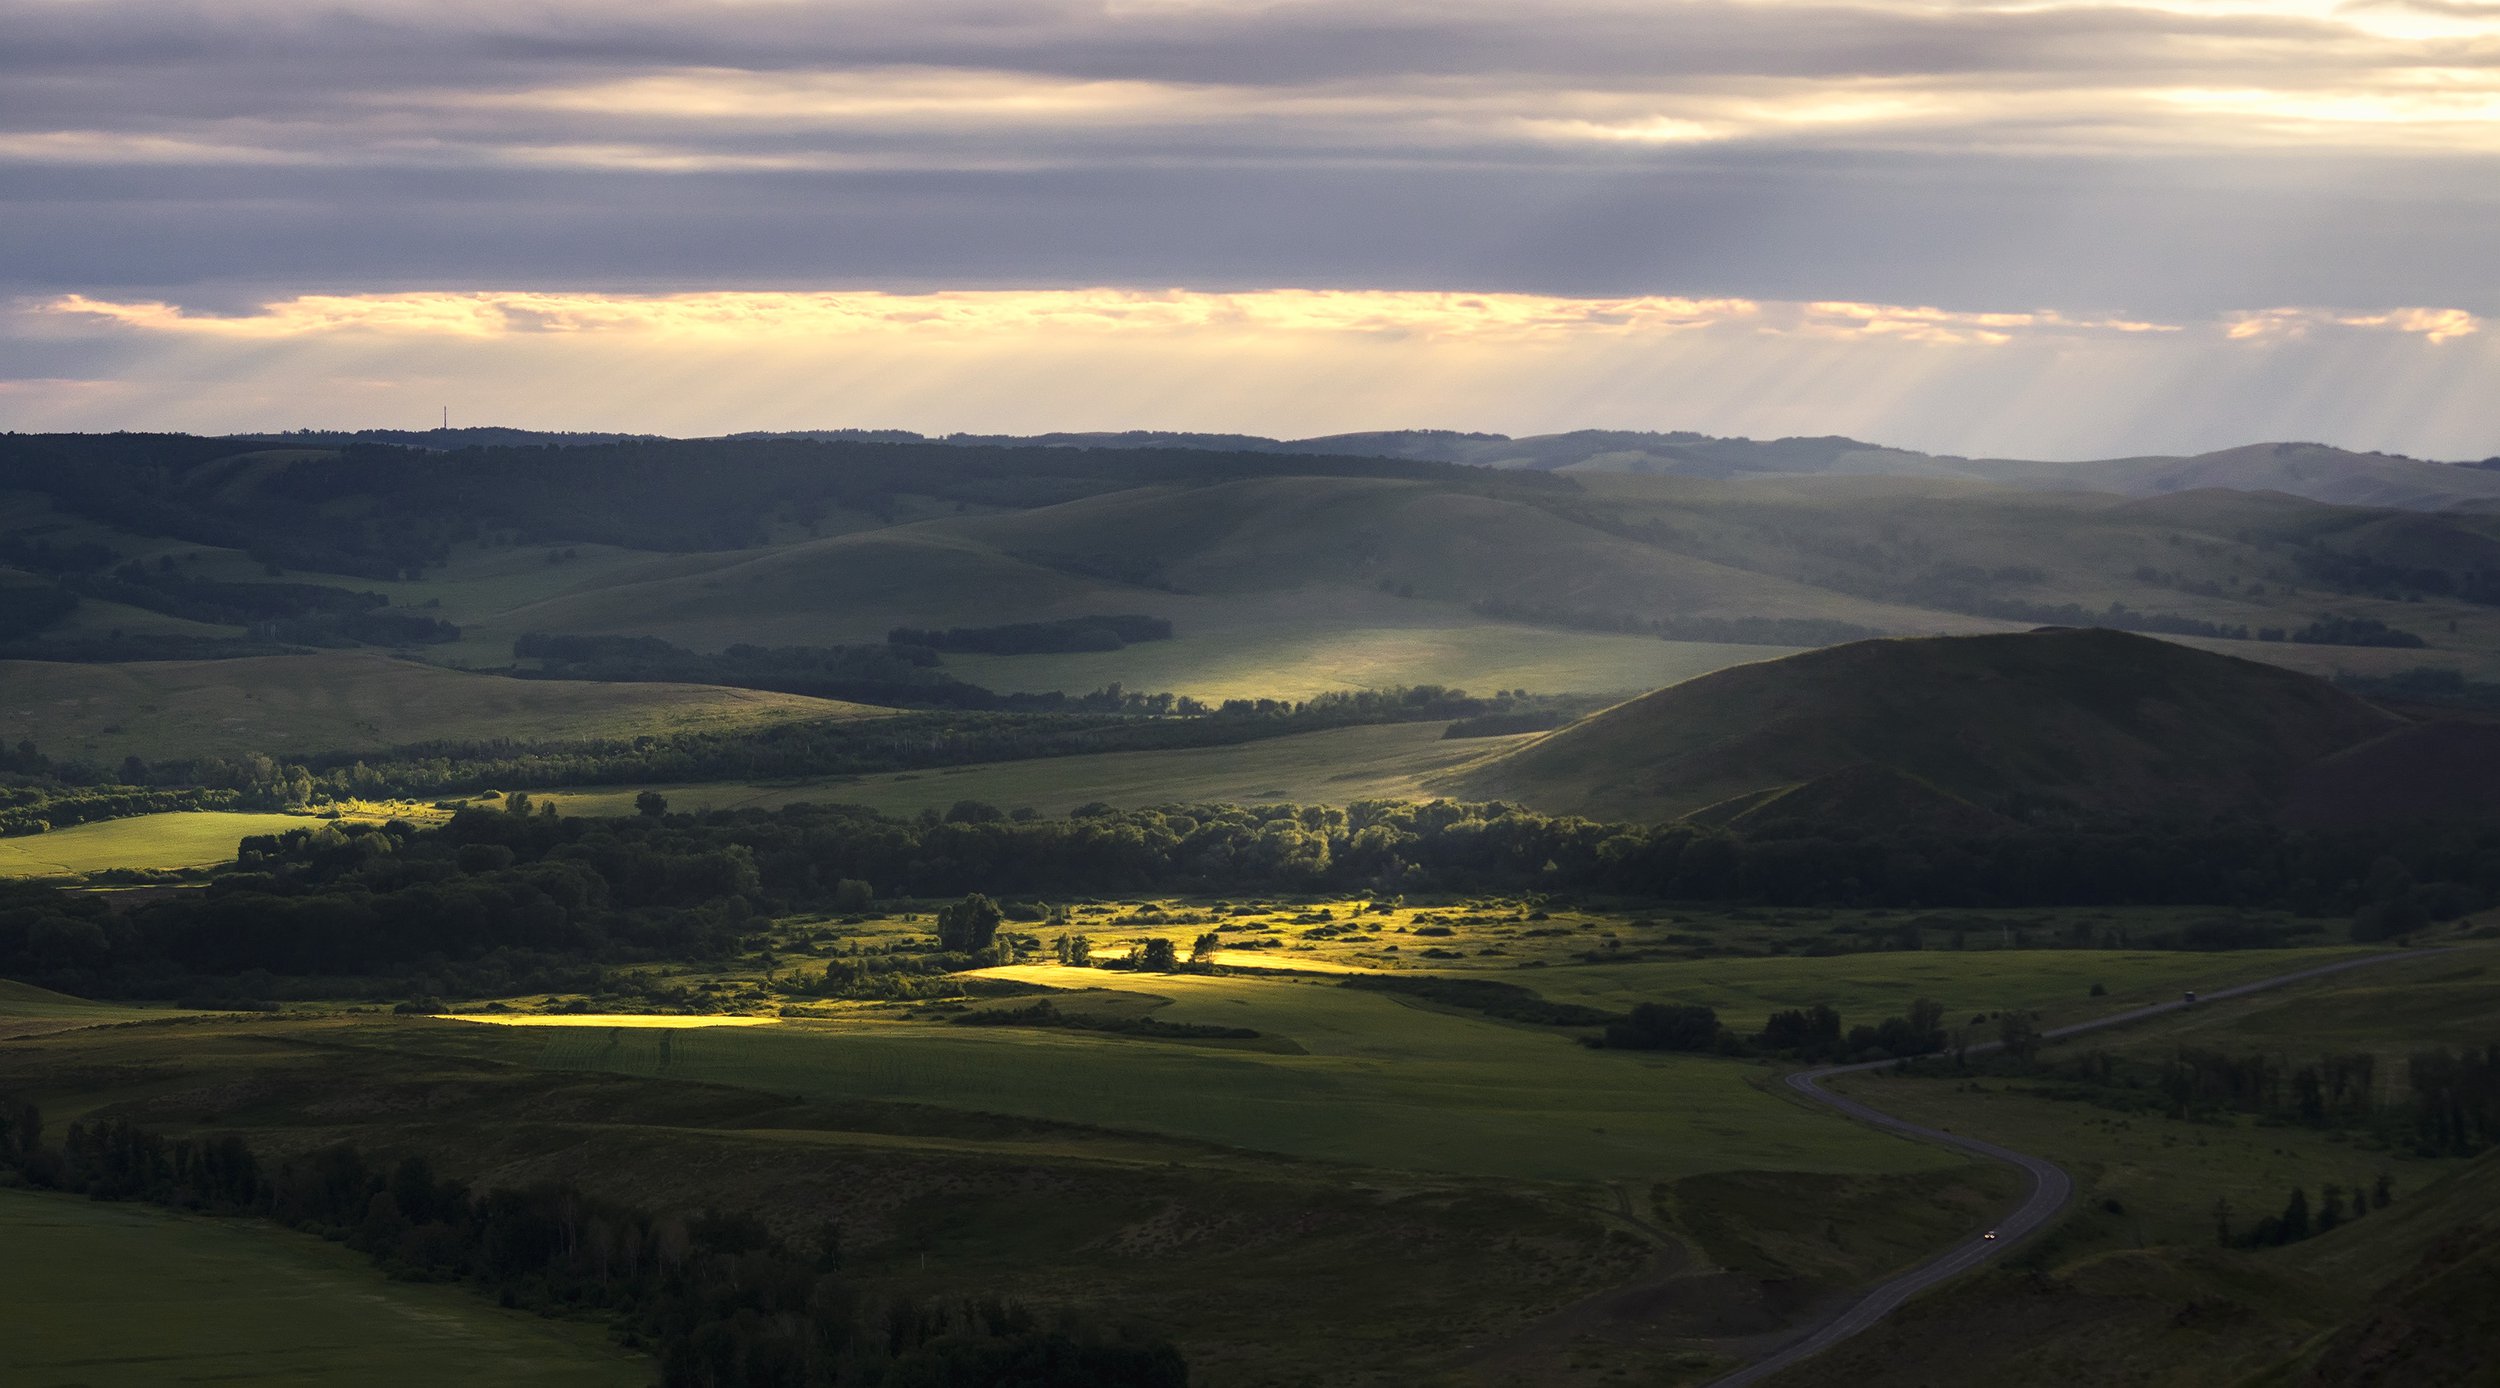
3, 0, 2497, 458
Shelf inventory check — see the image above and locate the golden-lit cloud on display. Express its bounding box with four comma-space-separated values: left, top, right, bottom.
23, 287, 2496, 462
2224, 305, 2482, 341
46, 289, 1767, 343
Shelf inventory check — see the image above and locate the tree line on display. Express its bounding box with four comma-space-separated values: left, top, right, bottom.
5, 796, 2494, 997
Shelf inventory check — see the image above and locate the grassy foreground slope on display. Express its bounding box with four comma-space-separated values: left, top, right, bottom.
1452, 628, 2405, 823
518, 968, 1955, 1183
1771, 947, 2500, 1388
0, 1190, 645, 1387
0, 651, 881, 761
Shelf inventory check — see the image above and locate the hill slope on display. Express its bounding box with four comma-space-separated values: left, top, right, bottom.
0, 653, 883, 762
1447, 628, 2402, 823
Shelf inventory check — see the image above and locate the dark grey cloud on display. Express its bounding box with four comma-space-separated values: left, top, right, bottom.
4, 152, 2494, 318
0, 0, 2494, 321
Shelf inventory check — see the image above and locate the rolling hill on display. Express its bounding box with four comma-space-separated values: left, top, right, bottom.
0, 652, 884, 762
1445, 628, 2417, 824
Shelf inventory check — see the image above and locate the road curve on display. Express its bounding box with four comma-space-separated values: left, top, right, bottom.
1703, 949, 2435, 1388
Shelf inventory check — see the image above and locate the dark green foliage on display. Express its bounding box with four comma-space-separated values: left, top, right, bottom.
948, 1000, 1258, 1041
1441, 710, 1570, 739
934, 895, 1002, 954
1339, 974, 1617, 1027
2336, 666, 2500, 711
1760, 1004, 1845, 1057
2287, 616, 2426, 648
1596, 1002, 1722, 1052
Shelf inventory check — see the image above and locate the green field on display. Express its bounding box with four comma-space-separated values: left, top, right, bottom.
0, 1189, 647, 1387
0, 810, 325, 878
541, 719, 1526, 818
1520, 947, 2385, 1034
0, 978, 199, 1037
942, 615, 1788, 704
518, 967, 1954, 1182
0, 651, 879, 762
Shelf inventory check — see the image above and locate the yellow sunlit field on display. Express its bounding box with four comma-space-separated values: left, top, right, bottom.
0, 802, 444, 879
436, 1012, 783, 1027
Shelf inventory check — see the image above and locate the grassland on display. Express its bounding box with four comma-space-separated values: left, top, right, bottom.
0, 810, 325, 878
0, 978, 200, 1037
1518, 946, 2387, 1034
509, 965, 1939, 1183
0, 651, 881, 762
941, 608, 1788, 703
0, 1189, 647, 1387
0, 799, 457, 879
540, 720, 1524, 818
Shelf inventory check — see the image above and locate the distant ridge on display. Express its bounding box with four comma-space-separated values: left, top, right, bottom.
1445, 627, 2440, 826
228, 427, 2500, 510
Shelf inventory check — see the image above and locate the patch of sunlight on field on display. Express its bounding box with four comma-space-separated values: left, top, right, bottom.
531, 968, 1951, 1182
438, 1012, 784, 1028
0, 1190, 645, 1388
945, 622, 1786, 704
0, 811, 322, 878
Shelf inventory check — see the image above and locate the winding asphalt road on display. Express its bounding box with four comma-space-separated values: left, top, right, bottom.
1702, 949, 2436, 1388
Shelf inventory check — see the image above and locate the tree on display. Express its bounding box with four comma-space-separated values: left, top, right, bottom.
1998, 1009, 2043, 1065
1137, 937, 1179, 971
635, 790, 669, 818
2279, 1187, 2311, 1244
831, 878, 874, 912
2319, 1183, 2346, 1233
1067, 934, 1093, 966
936, 894, 1002, 954
1603, 1002, 1720, 1052
1189, 931, 1221, 964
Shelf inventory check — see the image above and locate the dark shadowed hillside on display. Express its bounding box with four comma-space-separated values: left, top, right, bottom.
1448, 627, 2404, 824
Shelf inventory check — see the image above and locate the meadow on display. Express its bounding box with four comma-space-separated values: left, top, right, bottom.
516, 964, 1932, 1183
0, 1189, 647, 1388
0, 650, 879, 762
538, 720, 1523, 818
1823, 947, 2497, 1260
0, 809, 332, 878
938, 609, 1784, 704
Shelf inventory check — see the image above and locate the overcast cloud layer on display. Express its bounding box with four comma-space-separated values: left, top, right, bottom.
4, 0, 2497, 454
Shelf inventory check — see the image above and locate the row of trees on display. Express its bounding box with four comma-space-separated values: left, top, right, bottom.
0, 1101, 1186, 1386
2220, 1176, 2396, 1249
8, 794, 2496, 997
2019, 1044, 2500, 1158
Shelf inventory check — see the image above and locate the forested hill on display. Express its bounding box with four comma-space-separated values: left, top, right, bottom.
220, 427, 2500, 510
0, 433, 1516, 581
1451, 628, 2495, 827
